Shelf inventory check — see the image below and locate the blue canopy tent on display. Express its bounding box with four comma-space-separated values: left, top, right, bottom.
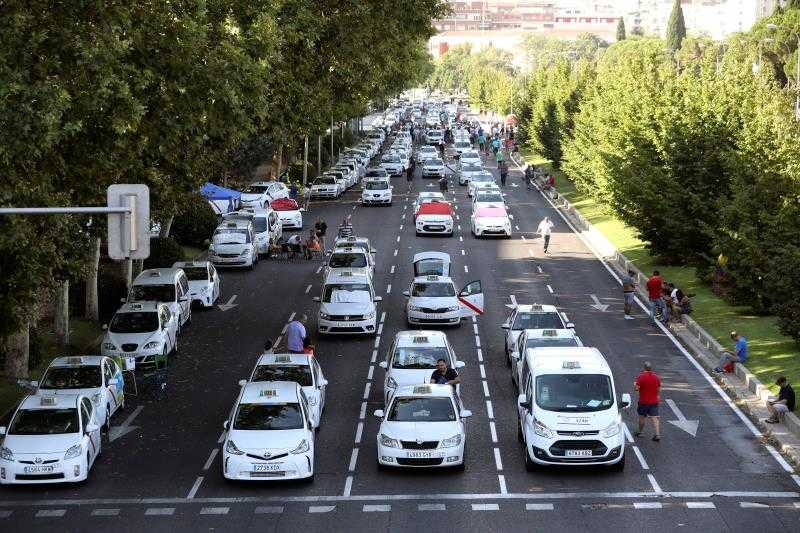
201, 182, 241, 214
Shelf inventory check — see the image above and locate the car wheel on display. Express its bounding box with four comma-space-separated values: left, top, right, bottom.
103, 407, 111, 433
172, 335, 178, 354
505, 346, 511, 366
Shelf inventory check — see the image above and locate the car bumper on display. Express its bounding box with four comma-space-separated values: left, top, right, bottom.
281, 220, 303, 229
312, 190, 338, 198
189, 292, 215, 308
318, 317, 377, 335
223, 452, 313, 480
407, 310, 461, 325
363, 196, 392, 204
210, 255, 254, 268
377, 444, 464, 468
1, 456, 88, 485
474, 226, 511, 237
527, 433, 625, 466
422, 170, 445, 178
415, 223, 453, 235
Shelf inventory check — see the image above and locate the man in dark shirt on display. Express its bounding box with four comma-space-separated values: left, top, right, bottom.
430, 358, 460, 386
766, 376, 795, 423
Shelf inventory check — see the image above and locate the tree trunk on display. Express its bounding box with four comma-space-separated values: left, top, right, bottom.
4, 322, 30, 379
159, 214, 174, 239
54, 280, 70, 347
303, 135, 309, 187
85, 237, 101, 321
317, 134, 322, 177
277, 144, 283, 179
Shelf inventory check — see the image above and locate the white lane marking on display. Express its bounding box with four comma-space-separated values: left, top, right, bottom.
309, 505, 336, 513
459, 236, 464, 242
305, 284, 312, 294
274, 335, 282, 346
367, 365, 375, 380
342, 476, 353, 497
793, 474, 800, 488
355, 422, 364, 444
202, 448, 219, 471
418, 504, 446, 511
91, 509, 120, 516
479, 364, 486, 379
471, 315, 477, 323
36, 509, 66, 518
394, 249, 398, 256
374, 336, 381, 348
461, 249, 466, 256
766, 445, 794, 473
187, 476, 204, 499
546, 285, 553, 294
477, 348, 483, 362
526, 503, 554, 511
498, 475, 508, 495
281, 323, 288, 334
482, 380, 490, 397
145, 508, 175, 516
456, 215, 460, 221
494, 448, 503, 470
458, 225, 462, 231
386, 284, 392, 294
380, 312, 386, 323
472, 503, 499, 511
475, 335, 481, 347
255, 506, 285, 514
686, 502, 716, 509
390, 265, 395, 274
464, 265, 469, 273
515, 225, 521, 231
509, 295, 517, 306
200, 507, 230, 515
363, 504, 391, 512
537, 265, 543, 273
521, 235, 526, 241
371, 349, 378, 363
631, 446, 649, 470
316, 266, 323, 274
396, 236, 400, 243
633, 502, 662, 509
648, 474, 663, 494
363, 382, 371, 400
348, 449, 359, 471
486, 400, 494, 419
217, 430, 226, 444
359, 402, 367, 419
377, 323, 384, 335
623, 424, 634, 444
399, 225, 404, 230
473, 323, 479, 335
490, 421, 498, 443
740, 502, 770, 508
288, 312, 296, 322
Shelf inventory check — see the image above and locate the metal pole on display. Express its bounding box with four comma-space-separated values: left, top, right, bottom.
330, 116, 334, 165
0, 207, 130, 215
317, 134, 322, 176
302, 135, 309, 187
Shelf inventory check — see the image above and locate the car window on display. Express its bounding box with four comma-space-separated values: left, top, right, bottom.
103, 362, 114, 384
183, 267, 208, 281
81, 397, 94, 426
412, 282, 455, 297
110, 311, 159, 333
41, 367, 102, 389
388, 397, 456, 422
9, 408, 80, 435
233, 403, 304, 430
365, 182, 389, 190
252, 365, 313, 387
391, 345, 450, 369
512, 312, 564, 330
179, 276, 189, 293
242, 185, 268, 194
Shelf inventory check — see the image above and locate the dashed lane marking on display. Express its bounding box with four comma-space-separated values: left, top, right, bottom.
396, 236, 401, 243
394, 249, 398, 257
363, 382, 371, 400
202, 448, 218, 471
305, 284, 312, 294
686, 502, 716, 509
359, 402, 367, 419
145, 508, 175, 516
380, 312, 386, 323
386, 284, 392, 294
477, 348, 483, 362
633, 502, 662, 509
475, 335, 481, 347
648, 474, 663, 494
462, 249, 466, 255
342, 476, 353, 497
288, 311, 296, 322
200, 507, 229, 515
377, 323, 384, 335
36, 509, 66, 518
490, 421, 498, 443
537, 265, 543, 273
526, 503, 554, 511
486, 400, 494, 419
499, 475, 508, 495
91, 509, 120, 516
399, 225, 404, 230
479, 364, 486, 379
255, 506, 284, 514
316, 266, 323, 274
418, 504, 446, 511
217, 430, 226, 444
355, 422, 364, 444
309, 505, 336, 513
363, 504, 391, 512
390, 265, 395, 274
482, 380, 490, 398
348, 449, 359, 471
631, 446, 649, 470
367, 365, 375, 380
459, 236, 463, 242
472, 503, 500, 511
740, 502, 770, 509
494, 448, 504, 471
473, 323, 479, 335
187, 476, 204, 499
464, 265, 469, 273
374, 336, 381, 348
371, 349, 378, 363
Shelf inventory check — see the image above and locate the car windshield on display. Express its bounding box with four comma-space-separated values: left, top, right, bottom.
455, 142, 470, 148
535, 374, 614, 412
214, 228, 250, 243
128, 284, 175, 303
252, 365, 313, 387
426, 159, 443, 166
512, 312, 564, 330
382, 156, 400, 163
233, 403, 304, 430
322, 283, 372, 303
242, 185, 268, 194
366, 170, 387, 178
319, 177, 337, 185
472, 174, 494, 183
110, 311, 159, 333
476, 193, 503, 203
462, 165, 482, 172
329, 253, 367, 268
182, 267, 208, 281
9, 408, 80, 435
253, 218, 268, 233
365, 182, 388, 190
392, 346, 450, 369
40, 367, 102, 389
388, 397, 456, 422
412, 282, 455, 297
526, 337, 580, 350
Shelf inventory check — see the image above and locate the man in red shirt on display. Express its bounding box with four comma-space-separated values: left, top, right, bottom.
646, 270, 669, 325
634, 362, 661, 442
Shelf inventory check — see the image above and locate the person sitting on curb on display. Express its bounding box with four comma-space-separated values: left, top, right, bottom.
714, 331, 748, 373
766, 376, 795, 424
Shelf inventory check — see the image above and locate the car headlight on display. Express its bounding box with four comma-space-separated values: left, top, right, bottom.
380, 434, 400, 448
409, 305, 424, 312
0, 446, 13, 461
445, 306, 460, 312
440, 434, 462, 448
364, 310, 376, 320
143, 341, 161, 350
91, 393, 101, 405
602, 421, 621, 438
102, 342, 117, 351
319, 312, 330, 320
291, 439, 310, 454
533, 418, 553, 439
225, 439, 244, 455
64, 444, 82, 460
241, 248, 251, 256
387, 376, 398, 389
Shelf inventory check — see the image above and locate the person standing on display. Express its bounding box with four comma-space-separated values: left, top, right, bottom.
766, 376, 795, 423
646, 270, 669, 325
286, 314, 308, 354
621, 269, 637, 320
536, 216, 554, 254
499, 160, 508, 186
714, 331, 748, 373
406, 157, 415, 192
634, 362, 662, 442
314, 218, 327, 252
524, 164, 535, 190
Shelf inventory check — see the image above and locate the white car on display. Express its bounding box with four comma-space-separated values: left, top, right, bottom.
379, 331, 464, 405
467, 172, 496, 197
472, 190, 505, 209
173, 261, 221, 308
326, 170, 351, 192
314, 270, 381, 335
311, 176, 342, 198
460, 150, 482, 167
365, 167, 389, 180
34, 356, 126, 432
333, 165, 358, 188
101, 302, 178, 369
362, 179, 393, 205
270, 199, 304, 230
224, 208, 282, 256
0, 394, 102, 484
239, 182, 272, 209
510, 329, 583, 388
422, 158, 446, 179
209, 219, 259, 269
459, 163, 484, 185
380, 154, 405, 177
222, 381, 315, 481
501, 304, 575, 359
245, 353, 328, 429
127, 268, 192, 328
453, 140, 472, 155
516, 348, 629, 471
415, 201, 454, 236
374, 384, 470, 469
403, 275, 484, 327
471, 206, 512, 238
426, 130, 443, 145
413, 192, 445, 219
416, 146, 438, 163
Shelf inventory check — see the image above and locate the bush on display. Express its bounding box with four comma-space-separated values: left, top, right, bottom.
144, 237, 185, 270
171, 193, 218, 247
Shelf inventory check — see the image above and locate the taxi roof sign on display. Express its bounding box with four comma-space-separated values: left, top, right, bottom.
426, 275, 439, 281
40, 396, 58, 406
563, 361, 581, 369
413, 385, 432, 395
259, 389, 278, 398
274, 355, 291, 363
412, 336, 429, 343
65, 356, 85, 365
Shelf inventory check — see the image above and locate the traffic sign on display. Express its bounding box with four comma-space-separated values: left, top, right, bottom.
107, 184, 150, 260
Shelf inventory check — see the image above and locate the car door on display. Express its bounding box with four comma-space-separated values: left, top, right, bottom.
313, 359, 326, 413
512, 334, 526, 385
101, 361, 115, 418
209, 264, 220, 302
177, 277, 190, 324
81, 397, 101, 463
161, 306, 176, 350
518, 375, 534, 438
458, 280, 484, 317
105, 358, 124, 413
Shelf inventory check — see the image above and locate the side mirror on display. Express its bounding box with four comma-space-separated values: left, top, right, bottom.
402, 290, 410, 297
319, 379, 329, 387
0, 426, 5, 436
566, 322, 575, 329
373, 296, 383, 302
510, 352, 521, 361
517, 394, 531, 411
312, 296, 321, 302
85, 423, 100, 433
107, 378, 118, 386
460, 409, 472, 418
238, 379, 247, 387
621, 393, 632, 409
500, 324, 510, 330
370, 248, 377, 254
378, 361, 388, 369
373, 409, 385, 418
30, 380, 40, 389
101, 324, 108, 331
223, 420, 229, 431
179, 296, 188, 303
454, 361, 466, 369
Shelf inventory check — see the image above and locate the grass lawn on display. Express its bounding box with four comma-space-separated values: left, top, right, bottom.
522, 149, 799, 393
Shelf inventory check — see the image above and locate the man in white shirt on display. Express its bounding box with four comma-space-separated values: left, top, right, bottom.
537, 216, 554, 253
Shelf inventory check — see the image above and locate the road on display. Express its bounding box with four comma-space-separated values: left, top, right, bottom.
2, 139, 799, 532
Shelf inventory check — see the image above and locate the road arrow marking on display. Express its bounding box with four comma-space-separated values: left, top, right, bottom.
589, 294, 609, 312
109, 405, 143, 443
511, 183, 519, 188
665, 399, 699, 437
218, 295, 238, 311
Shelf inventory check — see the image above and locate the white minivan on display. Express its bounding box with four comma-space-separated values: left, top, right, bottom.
516, 347, 630, 471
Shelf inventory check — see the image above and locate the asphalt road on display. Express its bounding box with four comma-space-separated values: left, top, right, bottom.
2, 137, 800, 532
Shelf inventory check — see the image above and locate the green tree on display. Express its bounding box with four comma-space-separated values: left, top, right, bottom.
666, 0, 687, 51
616, 17, 626, 41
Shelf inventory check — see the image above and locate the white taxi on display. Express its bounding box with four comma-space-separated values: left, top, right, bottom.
422, 157, 446, 179
374, 384, 470, 470
245, 353, 327, 428
379, 331, 464, 405
501, 304, 574, 359
412, 192, 445, 219
0, 394, 102, 484
222, 381, 315, 481
471, 190, 505, 209
173, 261, 221, 308
311, 175, 342, 198
509, 329, 583, 388
467, 172, 496, 197
325, 247, 375, 279
101, 302, 178, 369
314, 270, 381, 335
471, 205, 512, 238
35, 356, 125, 432
404, 276, 483, 327
362, 179, 393, 205
270, 198, 304, 229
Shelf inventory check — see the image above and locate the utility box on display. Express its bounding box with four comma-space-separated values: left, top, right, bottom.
107, 184, 150, 260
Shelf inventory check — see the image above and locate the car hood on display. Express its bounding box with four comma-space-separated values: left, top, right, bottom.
409, 296, 458, 308
3, 434, 82, 455
326, 266, 371, 277
320, 302, 374, 316
240, 193, 264, 202
473, 215, 509, 225
537, 408, 618, 431
380, 421, 461, 441
228, 428, 308, 452
276, 210, 301, 219
105, 330, 160, 347
213, 233, 247, 246
388, 368, 438, 389
313, 183, 338, 190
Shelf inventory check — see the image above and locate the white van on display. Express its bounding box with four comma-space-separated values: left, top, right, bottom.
516, 347, 630, 471
208, 219, 258, 269
127, 268, 192, 330
313, 270, 382, 335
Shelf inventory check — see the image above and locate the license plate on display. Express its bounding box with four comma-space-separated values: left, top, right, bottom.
253, 463, 282, 472
23, 465, 55, 474
565, 449, 593, 457
336, 322, 357, 327
423, 314, 441, 320
407, 451, 434, 458
427, 225, 444, 230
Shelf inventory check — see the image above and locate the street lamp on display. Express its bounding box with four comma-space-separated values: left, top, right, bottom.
766, 23, 800, 120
